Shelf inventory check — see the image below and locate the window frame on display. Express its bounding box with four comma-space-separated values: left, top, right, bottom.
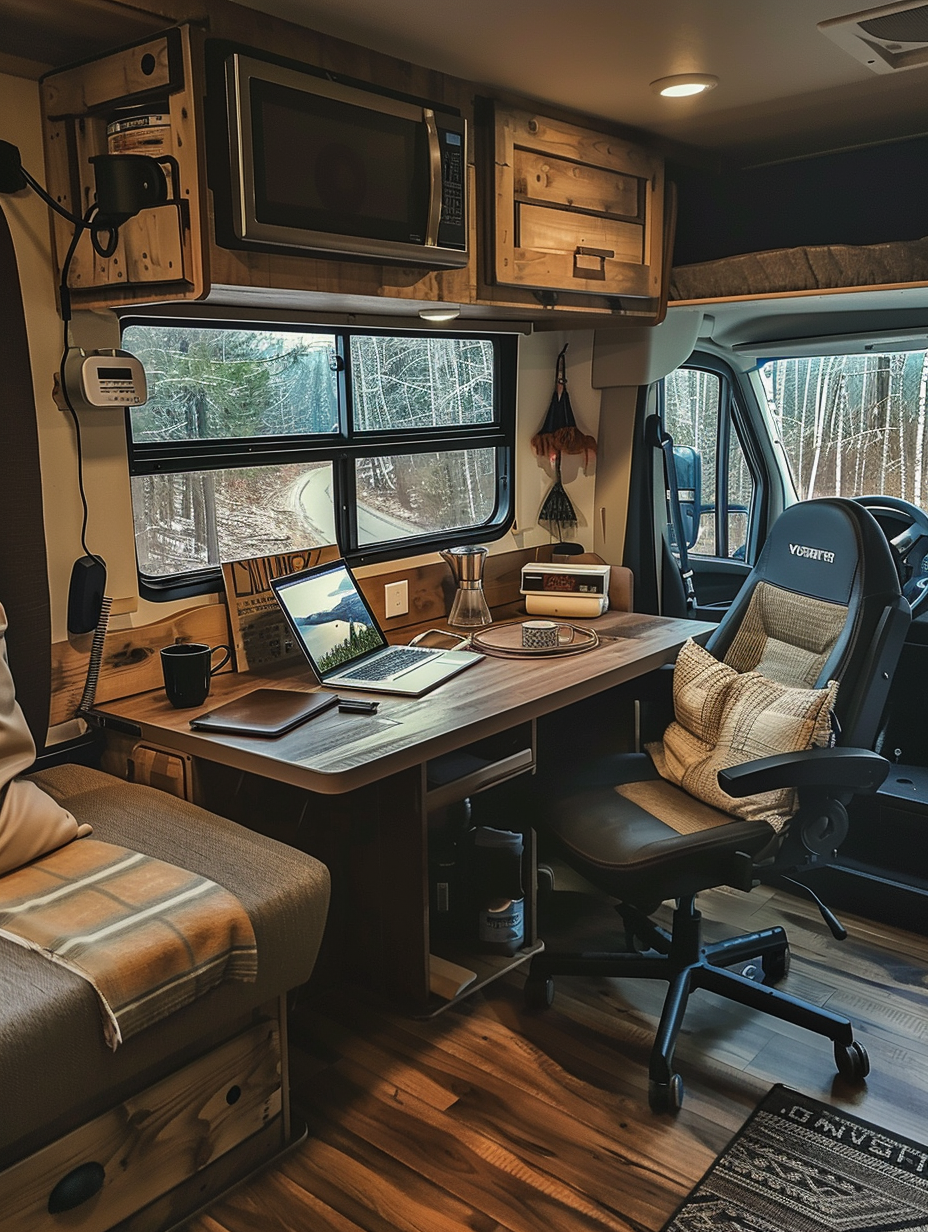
120, 316, 517, 599
663, 353, 766, 564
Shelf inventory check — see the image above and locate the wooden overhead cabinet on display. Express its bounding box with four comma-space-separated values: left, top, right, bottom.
491, 104, 666, 312
41, 26, 206, 307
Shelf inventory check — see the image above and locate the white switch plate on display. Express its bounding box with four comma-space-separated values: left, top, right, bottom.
385, 579, 408, 617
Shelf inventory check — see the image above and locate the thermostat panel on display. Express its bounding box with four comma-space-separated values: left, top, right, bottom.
63, 348, 147, 410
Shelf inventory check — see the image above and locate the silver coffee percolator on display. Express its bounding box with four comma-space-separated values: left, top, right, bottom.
441, 545, 493, 628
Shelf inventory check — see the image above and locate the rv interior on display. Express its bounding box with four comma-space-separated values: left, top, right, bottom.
3, 0, 928, 1228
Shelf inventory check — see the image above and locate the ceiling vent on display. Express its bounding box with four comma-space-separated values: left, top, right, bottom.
819, 0, 928, 72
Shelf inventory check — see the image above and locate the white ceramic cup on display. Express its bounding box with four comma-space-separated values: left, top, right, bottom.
521, 620, 575, 649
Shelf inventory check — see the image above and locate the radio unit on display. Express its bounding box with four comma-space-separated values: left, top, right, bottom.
521, 562, 611, 618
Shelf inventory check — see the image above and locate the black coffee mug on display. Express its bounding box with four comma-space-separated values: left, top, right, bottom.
161, 642, 232, 709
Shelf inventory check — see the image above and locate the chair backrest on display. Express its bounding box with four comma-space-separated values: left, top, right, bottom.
706, 498, 910, 749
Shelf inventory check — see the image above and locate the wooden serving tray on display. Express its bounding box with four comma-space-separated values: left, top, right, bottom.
470, 621, 599, 658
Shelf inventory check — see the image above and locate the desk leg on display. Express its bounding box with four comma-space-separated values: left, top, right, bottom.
340, 764, 430, 1012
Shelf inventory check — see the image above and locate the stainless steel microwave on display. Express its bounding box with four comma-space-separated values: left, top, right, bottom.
215, 49, 468, 268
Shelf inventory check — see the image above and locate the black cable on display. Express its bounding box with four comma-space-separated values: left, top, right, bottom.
20, 165, 121, 258
89, 218, 120, 258
20, 166, 86, 229
58, 206, 105, 570
77, 595, 113, 714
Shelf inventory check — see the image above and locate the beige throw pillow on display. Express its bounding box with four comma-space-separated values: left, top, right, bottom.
0, 603, 91, 874
648, 638, 838, 832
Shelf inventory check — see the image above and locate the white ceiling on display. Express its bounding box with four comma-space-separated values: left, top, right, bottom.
232, 0, 928, 162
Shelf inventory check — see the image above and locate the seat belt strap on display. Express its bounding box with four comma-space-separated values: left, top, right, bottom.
645, 412, 697, 611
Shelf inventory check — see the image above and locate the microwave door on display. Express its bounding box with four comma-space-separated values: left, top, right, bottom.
223, 54, 466, 267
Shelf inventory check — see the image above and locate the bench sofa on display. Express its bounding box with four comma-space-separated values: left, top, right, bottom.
1, 761, 330, 1231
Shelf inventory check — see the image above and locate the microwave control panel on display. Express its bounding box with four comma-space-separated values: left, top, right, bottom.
438, 127, 466, 246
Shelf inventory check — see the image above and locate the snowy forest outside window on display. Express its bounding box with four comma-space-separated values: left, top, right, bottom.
122, 321, 516, 590
758, 351, 928, 505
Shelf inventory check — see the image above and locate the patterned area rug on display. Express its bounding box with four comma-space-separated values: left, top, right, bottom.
662, 1086, 928, 1231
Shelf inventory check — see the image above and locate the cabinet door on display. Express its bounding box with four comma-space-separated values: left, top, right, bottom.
492, 105, 664, 302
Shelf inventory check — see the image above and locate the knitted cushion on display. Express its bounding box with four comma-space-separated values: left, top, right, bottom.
649, 638, 838, 832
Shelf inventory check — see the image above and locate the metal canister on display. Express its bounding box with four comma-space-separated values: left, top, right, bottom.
106, 111, 173, 198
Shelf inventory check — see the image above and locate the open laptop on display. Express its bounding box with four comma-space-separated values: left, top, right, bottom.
271, 558, 483, 696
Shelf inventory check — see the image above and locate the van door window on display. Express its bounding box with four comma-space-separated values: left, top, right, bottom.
665, 366, 756, 560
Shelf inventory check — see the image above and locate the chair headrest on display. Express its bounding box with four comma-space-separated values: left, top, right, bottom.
754, 498, 899, 604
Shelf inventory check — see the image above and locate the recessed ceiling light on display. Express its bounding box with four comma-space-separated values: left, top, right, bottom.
650, 74, 719, 98
418, 307, 461, 321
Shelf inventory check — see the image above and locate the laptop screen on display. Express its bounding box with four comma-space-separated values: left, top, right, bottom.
272, 560, 387, 677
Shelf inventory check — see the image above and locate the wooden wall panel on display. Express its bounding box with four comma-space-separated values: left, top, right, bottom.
49, 547, 539, 725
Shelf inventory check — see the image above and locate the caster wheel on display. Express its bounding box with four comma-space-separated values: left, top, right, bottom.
834, 1040, 870, 1081
762, 945, 791, 985
648, 1073, 684, 1113
524, 975, 555, 1010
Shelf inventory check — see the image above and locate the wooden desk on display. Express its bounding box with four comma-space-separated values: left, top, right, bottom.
97, 611, 707, 1013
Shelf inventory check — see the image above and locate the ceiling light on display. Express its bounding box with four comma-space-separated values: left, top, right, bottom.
650, 74, 719, 98
418, 307, 461, 321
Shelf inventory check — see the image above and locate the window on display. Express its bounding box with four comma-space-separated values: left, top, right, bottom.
122, 321, 516, 592
758, 350, 928, 504
664, 364, 755, 559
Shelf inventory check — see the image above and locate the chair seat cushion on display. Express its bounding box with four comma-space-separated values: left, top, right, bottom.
546, 777, 777, 904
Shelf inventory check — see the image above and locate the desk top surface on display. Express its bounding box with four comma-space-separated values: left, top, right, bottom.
97, 611, 709, 794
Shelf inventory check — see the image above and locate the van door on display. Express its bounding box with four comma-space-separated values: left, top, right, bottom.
662, 359, 762, 618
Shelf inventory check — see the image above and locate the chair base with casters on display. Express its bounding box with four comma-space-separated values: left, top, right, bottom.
526, 893, 869, 1113
526, 741, 891, 1113
523, 498, 911, 1114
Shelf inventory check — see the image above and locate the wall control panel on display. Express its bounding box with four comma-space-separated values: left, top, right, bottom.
63, 348, 147, 410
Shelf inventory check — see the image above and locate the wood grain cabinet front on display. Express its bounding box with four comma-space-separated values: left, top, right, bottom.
489, 103, 666, 312
1, 1020, 282, 1232
41, 26, 206, 309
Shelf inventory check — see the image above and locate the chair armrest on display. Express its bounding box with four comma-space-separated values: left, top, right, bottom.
717, 747, 889, 797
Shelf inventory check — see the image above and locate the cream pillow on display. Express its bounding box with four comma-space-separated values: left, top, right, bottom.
0, 604, 91, 875
648, 638, 838, 832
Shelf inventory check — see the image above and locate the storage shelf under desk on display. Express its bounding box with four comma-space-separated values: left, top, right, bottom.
422, 940, 544, 1018
425, 721, 535, 812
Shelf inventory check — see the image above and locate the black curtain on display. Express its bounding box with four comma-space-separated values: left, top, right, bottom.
0, 206, 52, 748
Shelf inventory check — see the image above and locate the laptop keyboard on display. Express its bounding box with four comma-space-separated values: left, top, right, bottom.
340, 646, 439, 681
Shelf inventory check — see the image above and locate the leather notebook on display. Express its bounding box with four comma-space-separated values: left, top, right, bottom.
189, 688, 338, 737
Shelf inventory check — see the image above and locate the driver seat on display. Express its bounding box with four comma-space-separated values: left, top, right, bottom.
527, 498, 911, 1111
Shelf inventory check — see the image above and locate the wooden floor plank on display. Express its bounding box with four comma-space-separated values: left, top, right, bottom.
198, 883, 928, 1232
281, 1126, 505, 1232
184, 1166, 369, 1232
308, 1055, 649, 1232
299, 1007, 709, 1228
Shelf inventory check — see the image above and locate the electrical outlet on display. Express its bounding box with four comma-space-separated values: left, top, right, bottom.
385, 579, 408, 618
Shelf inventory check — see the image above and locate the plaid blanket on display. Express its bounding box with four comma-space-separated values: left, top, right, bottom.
0, 838, 257, 1048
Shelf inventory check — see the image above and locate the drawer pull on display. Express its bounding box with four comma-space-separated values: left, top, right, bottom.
573, 246, 614, 279
48, 1161, 106, 1213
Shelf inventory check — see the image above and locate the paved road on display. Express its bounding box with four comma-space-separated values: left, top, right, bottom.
292, 467, 416, 545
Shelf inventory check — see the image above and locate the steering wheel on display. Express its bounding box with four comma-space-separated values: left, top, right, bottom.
852, 494, 928, 613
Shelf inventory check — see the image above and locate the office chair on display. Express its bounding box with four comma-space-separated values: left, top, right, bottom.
525, 498, 911, 1112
